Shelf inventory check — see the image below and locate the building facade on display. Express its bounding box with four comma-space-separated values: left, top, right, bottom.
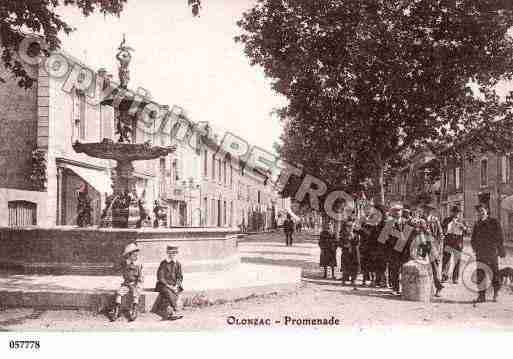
385, 147, 513, 241
196, 133, 285, 230
439, 150, 513, 240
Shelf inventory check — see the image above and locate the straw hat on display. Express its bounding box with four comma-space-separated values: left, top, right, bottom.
123, 243, 139, 257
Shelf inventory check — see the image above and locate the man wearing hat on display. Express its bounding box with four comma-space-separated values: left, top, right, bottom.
471, 204, 506, 302
442, 205, 468, 283
109, 242, 143, 322
385, 203, 405, 294
156, 246, 184, 319
283, 213, 295, 246
402, 206, 412, 222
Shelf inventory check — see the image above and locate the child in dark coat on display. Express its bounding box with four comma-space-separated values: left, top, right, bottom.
155, 246, 184, 320
340, 219, 361, 287
319, 222, 337, 279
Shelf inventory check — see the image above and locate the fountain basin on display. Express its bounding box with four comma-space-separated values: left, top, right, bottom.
0, 226, 240, 275
72, 140, 177, 162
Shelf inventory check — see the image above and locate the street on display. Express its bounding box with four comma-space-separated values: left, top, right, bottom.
1, 231, 512, 331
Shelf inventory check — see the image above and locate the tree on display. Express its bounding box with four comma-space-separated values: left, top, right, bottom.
0, 0, 200, 88
236, 0, 513, 206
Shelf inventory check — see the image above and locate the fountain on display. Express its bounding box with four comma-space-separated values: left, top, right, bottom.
73, 35, 176, 229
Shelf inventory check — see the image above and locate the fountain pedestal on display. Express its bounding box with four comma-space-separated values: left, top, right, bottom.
110, 160, 139, 229
73, 139, 176, 229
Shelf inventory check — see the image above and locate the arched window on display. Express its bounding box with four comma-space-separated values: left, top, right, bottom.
8, 201, 37, 227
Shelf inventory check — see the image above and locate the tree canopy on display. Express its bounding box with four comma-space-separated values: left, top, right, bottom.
236, 0, 513, 207
0, 0, 201, 88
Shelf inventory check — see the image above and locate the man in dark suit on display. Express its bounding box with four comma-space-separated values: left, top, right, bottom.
156, 246, 184, 319
283, 213, 295, 246
471, 204, 506, 303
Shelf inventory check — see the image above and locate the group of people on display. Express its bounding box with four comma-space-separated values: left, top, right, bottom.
109, 243, 184, 322
317, 202, 507, 302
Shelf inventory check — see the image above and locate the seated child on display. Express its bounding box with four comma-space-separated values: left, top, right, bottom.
155, 246, 184, 320
109, 243, 143, 322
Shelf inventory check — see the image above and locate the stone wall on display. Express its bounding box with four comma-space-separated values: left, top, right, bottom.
0, 62, 38, 190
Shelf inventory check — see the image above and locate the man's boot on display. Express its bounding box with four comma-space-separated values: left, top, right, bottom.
128, 303, 138, 322
475, 291, 486, 303
166, 305, 174, 320
493, 288, 499, 302
109, 303, 120, 322
173, 309, 184, 319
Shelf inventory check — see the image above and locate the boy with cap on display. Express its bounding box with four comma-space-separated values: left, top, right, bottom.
109, 242, 143, 322
340, 219, 361, 287
156, 246, 184, 320
319, 221, 337, 279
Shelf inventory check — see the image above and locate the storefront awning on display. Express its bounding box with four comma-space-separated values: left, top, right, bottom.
66, 165, 113, 196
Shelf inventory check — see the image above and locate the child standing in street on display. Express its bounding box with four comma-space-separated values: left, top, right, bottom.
109, 243, 143, 322
319, 221, 337, 279
341, 219, 361, 287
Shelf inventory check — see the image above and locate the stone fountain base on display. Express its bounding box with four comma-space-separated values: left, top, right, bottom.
0, 226, 240, 275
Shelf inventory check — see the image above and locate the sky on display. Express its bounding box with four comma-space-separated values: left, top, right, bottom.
57, 0, 288, 153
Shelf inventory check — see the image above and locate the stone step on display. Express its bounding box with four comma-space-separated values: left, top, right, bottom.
0, 283, 302, 315
0, 264, 302, 314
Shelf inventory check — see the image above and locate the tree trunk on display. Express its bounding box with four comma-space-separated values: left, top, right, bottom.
374, 161, 385, 206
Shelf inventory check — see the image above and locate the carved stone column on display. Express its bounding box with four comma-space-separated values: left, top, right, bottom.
111, 160, 140, 228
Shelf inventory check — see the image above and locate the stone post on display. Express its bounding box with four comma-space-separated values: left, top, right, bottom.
401, 259, 433, 302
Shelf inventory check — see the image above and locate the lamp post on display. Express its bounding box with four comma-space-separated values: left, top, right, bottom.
182, 178, 200, 227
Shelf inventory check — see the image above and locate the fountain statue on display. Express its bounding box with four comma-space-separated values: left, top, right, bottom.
76, 184, 92, 227
73, 36, 176, 228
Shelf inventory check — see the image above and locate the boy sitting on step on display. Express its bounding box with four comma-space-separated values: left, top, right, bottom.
155, 246, 184, 320
109, 243, 143, 322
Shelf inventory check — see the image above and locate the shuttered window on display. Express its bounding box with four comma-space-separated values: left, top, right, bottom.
8, 201, 37, 227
